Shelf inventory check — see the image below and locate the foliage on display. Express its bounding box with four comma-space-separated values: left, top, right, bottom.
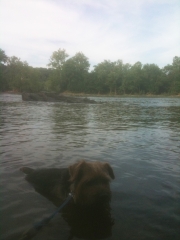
62, 52, 90, 92
47, 48, 69, 70
0, 48, 179, 95
0, 49, 8, 64
163, 56, 180, 94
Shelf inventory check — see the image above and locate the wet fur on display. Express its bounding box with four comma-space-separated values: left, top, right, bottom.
20, 161, 115, 238
20, 160, 115, 206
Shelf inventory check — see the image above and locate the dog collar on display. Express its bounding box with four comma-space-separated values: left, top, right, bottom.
69, 191, 75, 200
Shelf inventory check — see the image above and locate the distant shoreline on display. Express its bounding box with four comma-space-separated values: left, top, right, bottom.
62, 91, 180, 98
1, 91, 180, 98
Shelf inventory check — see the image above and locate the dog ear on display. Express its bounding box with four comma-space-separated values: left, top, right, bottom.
104, 163, 115, 179
68, 160, 85, 182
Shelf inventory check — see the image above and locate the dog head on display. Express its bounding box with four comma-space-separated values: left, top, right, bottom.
69, 160, 115, 206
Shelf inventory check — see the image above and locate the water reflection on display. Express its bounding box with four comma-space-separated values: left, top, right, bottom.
52, 104, 89, 133
91, 101, 180, 131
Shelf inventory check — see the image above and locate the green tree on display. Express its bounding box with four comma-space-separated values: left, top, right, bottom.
22, 67, 44, 92
62, 52, 90, 92
163, 56, 180, 94
45, 69, 62, 92
121, 62, 143, 94
47, 49, 69, 92
142, 64, 162, 94
105, 60, 124, 94
0, 49, 8, 64
0, 49, 8, 91
120, 63, 131, 94
0, 46, 179, 95
6, 56, 29, 92
47, 48, 69, 70
93, 60, 114, 94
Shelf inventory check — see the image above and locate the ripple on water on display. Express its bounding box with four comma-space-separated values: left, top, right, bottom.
0, 94, 180, 239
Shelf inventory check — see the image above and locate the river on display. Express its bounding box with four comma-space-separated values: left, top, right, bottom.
0, 94, 180, 240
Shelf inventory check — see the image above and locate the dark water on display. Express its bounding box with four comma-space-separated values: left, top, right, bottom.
0, 94, 180, 240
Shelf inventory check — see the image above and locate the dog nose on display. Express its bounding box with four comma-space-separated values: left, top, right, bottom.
97, 193, 110, 202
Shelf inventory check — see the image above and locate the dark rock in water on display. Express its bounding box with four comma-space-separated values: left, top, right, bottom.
22, 92, 97, 104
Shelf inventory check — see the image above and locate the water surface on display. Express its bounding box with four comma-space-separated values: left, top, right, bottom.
0, 94, 180, 240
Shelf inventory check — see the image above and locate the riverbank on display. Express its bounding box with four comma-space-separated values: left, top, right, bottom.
1, 91, 21, 95
60, 91, 180, 98
1, 91, 180, 98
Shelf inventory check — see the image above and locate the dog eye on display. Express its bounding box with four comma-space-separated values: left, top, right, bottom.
86, 179, 97, 186
86, 179, 109, 186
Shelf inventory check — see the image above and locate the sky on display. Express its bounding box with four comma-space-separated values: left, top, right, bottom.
0, 0, 180, 69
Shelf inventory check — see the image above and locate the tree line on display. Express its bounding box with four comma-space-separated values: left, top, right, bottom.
0, 48, 180, 95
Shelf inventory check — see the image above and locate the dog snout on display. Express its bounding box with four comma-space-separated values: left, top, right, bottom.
97, 193, 110, 203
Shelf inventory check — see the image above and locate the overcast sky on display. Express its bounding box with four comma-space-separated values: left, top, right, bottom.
1, 0, 180, 69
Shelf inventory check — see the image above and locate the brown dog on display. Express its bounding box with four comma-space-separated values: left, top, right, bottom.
20, 160, 115, 206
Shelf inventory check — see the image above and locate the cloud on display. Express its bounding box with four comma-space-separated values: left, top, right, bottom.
0, 0, 179, 68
